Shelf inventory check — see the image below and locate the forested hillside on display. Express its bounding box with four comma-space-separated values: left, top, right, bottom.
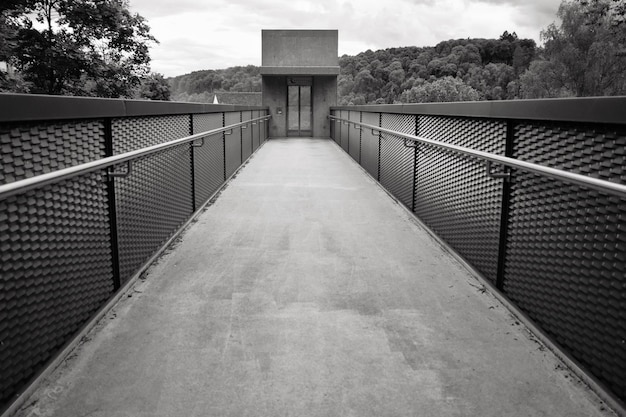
167, 32, 532, 103
337, 32, 535, 104
168, 0, 626, 104
169, 66, 261, 102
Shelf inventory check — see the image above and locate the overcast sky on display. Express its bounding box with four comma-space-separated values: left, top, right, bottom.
128, 0, 563, 78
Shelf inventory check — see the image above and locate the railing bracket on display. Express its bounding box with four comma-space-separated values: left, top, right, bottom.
191, 137, 205, 148
353, 123, 362, 131
485, 160, 511, 181
224, 129, 233, 135
403, 138, 418, 148
108, 161, 132, 178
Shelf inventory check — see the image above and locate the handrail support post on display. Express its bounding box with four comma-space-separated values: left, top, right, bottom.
486, 160, 511, 182
108, 161, 133, 178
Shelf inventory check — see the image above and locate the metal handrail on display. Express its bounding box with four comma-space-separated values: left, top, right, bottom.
329, 115, 626, 199
0, 115, 271, 200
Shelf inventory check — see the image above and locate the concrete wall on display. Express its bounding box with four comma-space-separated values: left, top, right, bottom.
262, 76, 337, 138
313, 76, 337, 138
262, 76, 288, 138
262, 30, 338, 67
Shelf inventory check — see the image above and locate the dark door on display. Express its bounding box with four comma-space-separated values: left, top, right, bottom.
287, 80, 312, 137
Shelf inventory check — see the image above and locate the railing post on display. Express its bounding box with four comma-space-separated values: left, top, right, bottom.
222, 112, 227, 181
104, 118, 121, 291
359, 112, 363, 164
239, 111, 244, 164
495, 120, 514, 291
346, 110, 351, 155
377, 112, 382, 181
412, 115, 419, 212
189, 113, 197, 212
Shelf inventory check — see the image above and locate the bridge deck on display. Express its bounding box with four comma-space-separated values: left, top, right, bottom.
17, 138, 611, 417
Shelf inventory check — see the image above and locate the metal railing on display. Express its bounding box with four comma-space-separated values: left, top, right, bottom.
329, 106, 626, 412
329, 115, 626, 199
0, 108, 270, 413
0, 116, 270, 200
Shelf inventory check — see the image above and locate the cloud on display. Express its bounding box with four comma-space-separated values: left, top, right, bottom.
128, 0, 562, 77
475, 0, 562, 33
129, 0, 201, 18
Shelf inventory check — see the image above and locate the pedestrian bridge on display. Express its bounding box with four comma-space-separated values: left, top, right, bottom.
0, 94, 625, 416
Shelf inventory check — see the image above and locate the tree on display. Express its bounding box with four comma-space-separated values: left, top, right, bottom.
0, 0, 34, 91
466, 63, 516, 99
139, 72, 170, 100
398, 76, 480, 103
354, 69, 376, 94
523, 0, 626, 97
4, 0, 156, 97
518, 59, 573, 98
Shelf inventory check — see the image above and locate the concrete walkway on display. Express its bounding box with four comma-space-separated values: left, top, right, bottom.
17, 139, 613, 417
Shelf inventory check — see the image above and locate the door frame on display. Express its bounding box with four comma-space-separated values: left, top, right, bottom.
286, 76, 313, 137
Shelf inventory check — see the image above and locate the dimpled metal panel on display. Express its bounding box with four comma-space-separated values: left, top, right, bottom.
242, 111, 253, 162
115, 145, 194, 282
0, 172, 113, 407
415, 116, 506, 283
112, 115, 189, 154
0, 120, 105, 184
348, 111, 361, 162
360, 112, 380, 179
224, 112, 242, 178
504, 121, 626, 400
379, 114, 416, 209
340, 110, 350, 152
192, 113, 225, 206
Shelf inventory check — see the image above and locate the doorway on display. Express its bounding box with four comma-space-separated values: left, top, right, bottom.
287, 77, 312, 137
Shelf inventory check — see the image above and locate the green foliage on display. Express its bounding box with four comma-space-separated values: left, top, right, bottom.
338, 34, 536, 104
1, 0, 156, 97
168, 65, 261, 102
139, 72, 170, 100
398, 77, 481, 103
520, 0, 626, 98
168, 33, 538, 105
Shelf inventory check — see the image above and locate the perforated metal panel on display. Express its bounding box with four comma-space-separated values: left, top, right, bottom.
0, 172, 113, 407
224, 112, 242, 178
415, 116, 506, 283
192, 113, 225, 206
348, 111, 361, 162
193, 112, 222, 135
0, 120, 106, 184
330, 110, 337, 142
241, 111, 252, 162
340, 110, 350, 152
360, 112, 380, 179
504, 121, 626, 400
112, 115, 189, 154
115, 145, 194, 282
379, 114, 416, 209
